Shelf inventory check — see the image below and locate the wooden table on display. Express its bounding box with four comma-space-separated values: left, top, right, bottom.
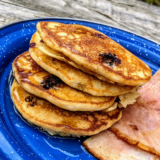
0, 0, 160, 43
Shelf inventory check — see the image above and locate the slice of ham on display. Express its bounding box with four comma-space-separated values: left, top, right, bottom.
110, 69, 160, 156
83, 130, 160, 160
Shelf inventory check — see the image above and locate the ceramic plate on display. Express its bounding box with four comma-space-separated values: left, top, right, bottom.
0, 18, 160, 160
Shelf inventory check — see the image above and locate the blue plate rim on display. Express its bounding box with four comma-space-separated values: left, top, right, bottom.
0, 17, 159, 45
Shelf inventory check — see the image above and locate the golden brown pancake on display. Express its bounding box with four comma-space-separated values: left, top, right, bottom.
35, 32, 111, 82
29, 32, 137, 96
12, 51, 116, 111
11, 80, 122, 136
37, 21, 152, 86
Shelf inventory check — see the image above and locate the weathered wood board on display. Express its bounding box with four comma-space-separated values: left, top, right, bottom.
0, 0, 160, 43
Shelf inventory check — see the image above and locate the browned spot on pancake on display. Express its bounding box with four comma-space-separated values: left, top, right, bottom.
39, 22, 152, 83
14, 52, 44, 81
31, 62, 44, 72
94, 33, 105, 39
73, 28, 106, 39
26, 54, 44, 72
61, 119, 78, 128
17, 68, 25, 72
73, 28, 91, 35
35, 99, 121, 131
50, 107, 121, 131
61, 109, 119, 131
19, 71, 33, 79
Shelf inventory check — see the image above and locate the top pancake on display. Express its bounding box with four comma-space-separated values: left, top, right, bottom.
35, 32, 112, 82
37, 21, 152, 86
30, 32, 137, 96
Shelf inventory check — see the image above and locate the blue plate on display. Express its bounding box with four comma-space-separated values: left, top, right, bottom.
0, 18, 160, 160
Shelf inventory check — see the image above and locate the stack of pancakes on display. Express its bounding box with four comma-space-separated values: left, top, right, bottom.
11, 21, 152, 137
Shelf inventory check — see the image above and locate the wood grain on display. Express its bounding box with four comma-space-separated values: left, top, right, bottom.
0, 0, 160, 43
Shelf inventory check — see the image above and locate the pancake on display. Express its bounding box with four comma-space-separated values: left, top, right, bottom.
11, 80, 122, 137
37, 21, 152, 86
35, 32, 112, 82
30, 33, 138, 96
12, 51, 116, 111
105, 102, 117, 112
